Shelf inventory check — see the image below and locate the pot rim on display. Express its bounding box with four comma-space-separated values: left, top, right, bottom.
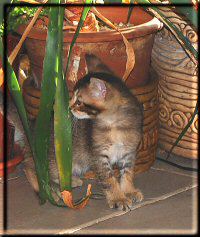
16, 17, 162, 43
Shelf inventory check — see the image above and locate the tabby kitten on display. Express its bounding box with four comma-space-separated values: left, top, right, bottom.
70, 54, 144, 210
5, 54, 143, 210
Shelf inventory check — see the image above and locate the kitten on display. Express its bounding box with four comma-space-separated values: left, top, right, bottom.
70, 54, 143, 210
4, 54, 143, 210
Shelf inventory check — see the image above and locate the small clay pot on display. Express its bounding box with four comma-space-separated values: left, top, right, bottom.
0, 111, 15, 162
0, 144, 24, 177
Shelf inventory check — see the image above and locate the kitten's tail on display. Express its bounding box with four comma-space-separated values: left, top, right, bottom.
85, 53, 113, 75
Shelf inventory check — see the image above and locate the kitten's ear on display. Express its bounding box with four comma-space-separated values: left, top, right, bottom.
85, 53, 112, 74
89, 77, 107, 99
85, 54, 101, 73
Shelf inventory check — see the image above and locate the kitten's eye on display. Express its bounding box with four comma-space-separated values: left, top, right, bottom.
76, 99, 82, 106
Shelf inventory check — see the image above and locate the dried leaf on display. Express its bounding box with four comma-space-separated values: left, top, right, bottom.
91, 7, 135, 81
61, 184, 92, 209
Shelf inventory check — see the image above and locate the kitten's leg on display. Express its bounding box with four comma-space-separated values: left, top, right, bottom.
118, 152, 143, 205
94, 154, 132, 210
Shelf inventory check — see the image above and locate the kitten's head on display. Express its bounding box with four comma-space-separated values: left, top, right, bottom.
70, 75, 107, 119
69, 54, 134, 120
70, 54, 113, 119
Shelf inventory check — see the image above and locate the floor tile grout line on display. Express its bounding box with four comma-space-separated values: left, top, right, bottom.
150, 167, 198, 179
68, 228, 197, 235
58, 183, 197, 235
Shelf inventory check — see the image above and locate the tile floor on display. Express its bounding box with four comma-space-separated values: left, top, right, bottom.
0, 156, 198, 235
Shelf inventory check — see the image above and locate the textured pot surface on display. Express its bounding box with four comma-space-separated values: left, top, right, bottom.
17, 6, 161, 88
133, 74, 158, 174
151, 20, 198, 159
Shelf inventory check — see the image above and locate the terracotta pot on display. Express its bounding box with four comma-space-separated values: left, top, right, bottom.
151, 10, 198, 160
0, 111, 23, 177
0, 111, 15, 162
0, 33, 21, 90
0, 144, 24, 177
7, 33, 22, 76
16, 6, 162, 89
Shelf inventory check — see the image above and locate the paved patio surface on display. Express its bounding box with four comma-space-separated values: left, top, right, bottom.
0, 157, 198, 235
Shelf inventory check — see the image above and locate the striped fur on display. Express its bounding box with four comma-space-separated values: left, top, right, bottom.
70, 64, 144, 210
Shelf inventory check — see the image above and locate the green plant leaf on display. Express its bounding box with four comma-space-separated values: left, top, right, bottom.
168, 0, 198, 29
126, 0, 135, 24
1, 24, 49, 205
56, 0, 92, 194
64, 0, 92, 78
34, 5, 61, 205
0, 0, 14, 36
0, 1, 13, 23
54, 6, 72, 192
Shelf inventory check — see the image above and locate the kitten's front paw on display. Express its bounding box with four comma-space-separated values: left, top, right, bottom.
107, 196, 133, 211
105, 190, 133, 211
126, 189, 144, 203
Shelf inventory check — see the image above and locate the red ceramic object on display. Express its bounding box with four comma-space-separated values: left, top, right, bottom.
0, 111, 15, 162
0, 112, 3, 162
0, 144, 24, 177
0, 112, 23, 177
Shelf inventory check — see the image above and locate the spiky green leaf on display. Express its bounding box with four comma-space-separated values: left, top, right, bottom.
34, 5, 61, 205
54, 6, 72, 192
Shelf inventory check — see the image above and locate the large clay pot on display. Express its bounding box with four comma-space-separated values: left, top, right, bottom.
151, 8, 198, 160
16, 6, 162, 89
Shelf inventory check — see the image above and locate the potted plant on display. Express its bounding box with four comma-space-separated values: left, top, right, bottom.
0, 0, 198, 208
